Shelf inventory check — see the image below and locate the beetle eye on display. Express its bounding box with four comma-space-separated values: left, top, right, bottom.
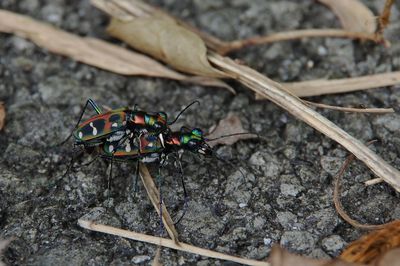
192, 128, 203, 138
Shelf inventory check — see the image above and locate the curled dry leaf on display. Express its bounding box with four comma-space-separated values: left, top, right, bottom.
318, 0, 376, 33
0, 9, 231, 91
107, 17, 226, 78
0, 102, 5, 131
340, 220, 400, 264
206, 113, 258, 147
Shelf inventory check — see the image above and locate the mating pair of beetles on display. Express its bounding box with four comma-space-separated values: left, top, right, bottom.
63, 99, 233, 221
68, 99, 212, 162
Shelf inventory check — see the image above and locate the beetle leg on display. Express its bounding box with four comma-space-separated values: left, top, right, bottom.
58, 99, 102, 146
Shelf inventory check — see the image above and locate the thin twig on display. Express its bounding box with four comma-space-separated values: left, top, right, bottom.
377, 0, 395, 36
365, 177, 383, 186
78, 220, 270, 266
152, 247, 162, 266
303, 100, 394, 114
283, 72, 400, 97
333, 140, 396, 230
219, 29, 383, 55
139, 163, 180, 244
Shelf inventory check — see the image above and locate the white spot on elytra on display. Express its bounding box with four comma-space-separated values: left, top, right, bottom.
89, 122, 98, 136
125, 143, 131, 152
148, 142, 153, 147
109, 145, 114, 152
112, 122, 118, 128
78, 131, 83, 139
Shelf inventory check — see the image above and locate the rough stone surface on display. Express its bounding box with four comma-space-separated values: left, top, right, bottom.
321, 235, 347, 257
280, 231, 317, 253
1, 0, 399, 265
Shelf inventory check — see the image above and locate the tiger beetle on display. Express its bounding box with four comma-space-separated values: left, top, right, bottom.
62, 99, 249, 224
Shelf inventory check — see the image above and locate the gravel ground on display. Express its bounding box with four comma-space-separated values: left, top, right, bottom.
1, 0, 400, 265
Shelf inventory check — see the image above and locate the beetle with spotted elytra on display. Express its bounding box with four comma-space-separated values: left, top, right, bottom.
62, 98, 251, 223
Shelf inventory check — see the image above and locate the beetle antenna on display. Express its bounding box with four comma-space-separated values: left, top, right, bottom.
205, 132, 258, 142
168, 100, 200, 125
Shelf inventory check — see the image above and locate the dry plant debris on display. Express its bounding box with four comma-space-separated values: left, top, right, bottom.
1, 0, 399, 263
302, 100, 394, 114
0, 9, 231, 91
1, 8, 398, 97
340, 220, 400, 264
138, 164, 179, 244
206, 113, 258, 147
77, 220, 270, 266
151, 247, 162, 266
283, 72, 400, 97
89, 0, 400, 192
0, 102, 5, 131
107, 17, 226, 78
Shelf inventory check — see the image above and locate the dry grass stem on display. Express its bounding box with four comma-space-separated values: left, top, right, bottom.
208, 53, 400, 192
377, 0, 395, 35
302, 101, 394, 114
283, 71, 400, 97
365, 177, 384, 186
78, 220, 270, 266
152, 247, 162, 266
138, 164, 179, 244
0, 102, 5, 131
219, 29, 380, 55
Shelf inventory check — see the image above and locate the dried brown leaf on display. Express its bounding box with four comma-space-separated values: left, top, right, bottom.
0, 9, 231, 90
107, 17, 226, 78
340, 220, 400, 264
318, 0, 377, 33
0, 102, 5, 131
206, 113, 258, 147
